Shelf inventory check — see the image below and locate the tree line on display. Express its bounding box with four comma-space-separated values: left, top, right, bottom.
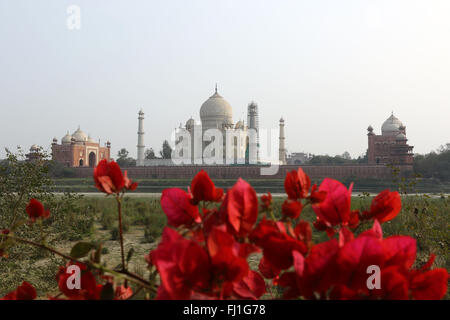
115, 140, 172, 167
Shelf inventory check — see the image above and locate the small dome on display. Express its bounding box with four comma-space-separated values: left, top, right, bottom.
88, 135, 96, 143
62, 132, 72, 144
396, 132, 407, 140
367, 125, 373, 132
185, 118, 196, 129
381, 113, 403, 136
235, 120, 244, 129
200, 88, 233, 130
30, 144, 39, 151
72, 127, 88, 142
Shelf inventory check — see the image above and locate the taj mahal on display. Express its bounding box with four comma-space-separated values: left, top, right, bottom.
136, 85, 276, 166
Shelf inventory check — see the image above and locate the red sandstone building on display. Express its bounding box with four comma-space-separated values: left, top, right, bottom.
51, 127, 111, 167
367, 113, 414, 165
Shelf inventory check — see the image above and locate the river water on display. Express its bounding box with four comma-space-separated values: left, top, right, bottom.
54, 192, 449, 198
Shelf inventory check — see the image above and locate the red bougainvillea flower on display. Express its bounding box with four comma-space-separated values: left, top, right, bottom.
292, 221, 313, 250
26, 198, 50, 222
190, 170, 223, 205
207, 227, 250, 298
284, 168, 311, 200
336, 229, 385, 293
150, 227, 211, 299
282, 199, 303, 219
123, 171, 138, 191
258, 256, 280, 279
260, 192, 272, 211
250, 217, 307, 270
56, 262, 100, 300
219, 179, 258, 237
312, 178, 359, 229
361, 189, 402, 223
279, 238, 340, 299
1, 281, 37, 300
93, 159, 137, 194
115, 285, 133, 300
309, 184, 327, 204
161, 188, 201, 227
409, 254, 449, 300
232, 270, 266, 300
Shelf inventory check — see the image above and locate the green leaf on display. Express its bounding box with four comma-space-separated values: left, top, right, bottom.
70, 242, 96, 259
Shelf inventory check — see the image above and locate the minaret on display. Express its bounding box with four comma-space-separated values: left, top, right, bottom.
137, 109, 145, 166
279, 117, 287, 165
247, 102, 259, 162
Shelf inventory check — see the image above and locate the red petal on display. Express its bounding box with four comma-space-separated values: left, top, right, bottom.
411, 268, 448, 300
382, 236, 416, 270
221, 179, 258, 237
312, 178, 351, 226
161, 188, 200, 227
282, 199, 303, 219
232, 270, 266, 299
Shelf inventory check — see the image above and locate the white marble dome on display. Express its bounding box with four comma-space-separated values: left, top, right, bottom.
61, 132, 72, 144
200, 88, 233, 130
396, 132, 407, 140
72, 127, 88, 142
381, 113, 403, 136
185, 118, 196, 129
88, 135, 96, 143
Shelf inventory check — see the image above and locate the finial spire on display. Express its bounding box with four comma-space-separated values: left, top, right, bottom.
215, 83, 218, 94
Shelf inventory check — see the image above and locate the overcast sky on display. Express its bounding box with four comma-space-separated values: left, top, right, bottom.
1, 0, 449, 160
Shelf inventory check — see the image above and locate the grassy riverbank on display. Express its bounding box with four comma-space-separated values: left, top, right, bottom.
1, 193, 448, 298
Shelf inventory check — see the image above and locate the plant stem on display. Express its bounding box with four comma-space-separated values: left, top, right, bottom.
2, 234, 156, 293
116, 195, 126, 271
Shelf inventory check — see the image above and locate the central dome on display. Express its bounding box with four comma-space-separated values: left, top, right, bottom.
72, 127, 88, 142
200, 88, 233, 130
381, 113, 403, 136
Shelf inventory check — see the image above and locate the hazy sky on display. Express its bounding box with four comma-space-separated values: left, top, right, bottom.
1, 0, 449, 159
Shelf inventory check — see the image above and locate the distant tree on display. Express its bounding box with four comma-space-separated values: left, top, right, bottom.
116, 148, 136, 167
160, 140, 172, 159
414, 143, 450, 181
117, 148, 129, 159
145, 148, 156, 160
356, 151, 368, 164
341, 151, 352, 160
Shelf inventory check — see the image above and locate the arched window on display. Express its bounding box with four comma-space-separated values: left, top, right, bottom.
89, 152, 96, 167
79, 159, 84, 166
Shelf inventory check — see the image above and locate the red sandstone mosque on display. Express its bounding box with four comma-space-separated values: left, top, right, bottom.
367, 113, 414, 165
51, 127, 111, 167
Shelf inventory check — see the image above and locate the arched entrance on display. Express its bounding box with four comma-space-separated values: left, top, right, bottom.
89, 152, 96, 167
79, 159, 84, 166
